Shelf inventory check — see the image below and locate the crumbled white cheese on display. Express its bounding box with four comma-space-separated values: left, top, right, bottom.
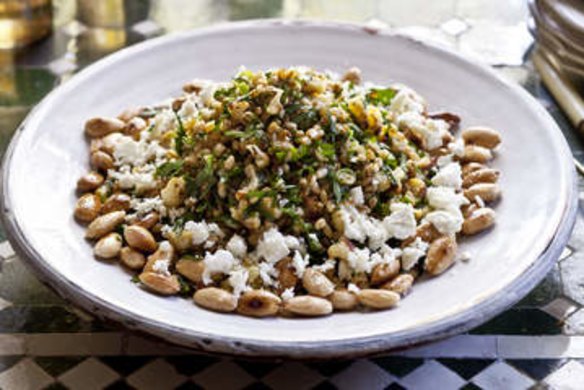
256, 228, 290, 264
258, 262, 279, 287
184, 221, 210, 246
178, 99, 197, 118
202, 249, 236, 285
284, 236, 301, 251
393, 167, 407, 182
152, 259, 170, 276
431, 162, 462, 189
340, 205, 368, 243
401, 238, 429, 270
281, 287, 295, 301
349, 186, 365, 205
424, 186, 469, 235
153, 109, 176, 136
130, 196, 167, 217
426, 187, 469, 210
111, 135, 166, 166
291, 250, 310, 278
383, 203, 417, 240
436, 155, 453, 167
397, 111, 448, 150
347, 283, 361, 294
228, 267, 249, 297
312, 259, 336, 273
226, 234, 247, 259
448, 138, 465, 157
388, 88, 426, 115
159, 241, 173, 253
109, 165, 158, 193
207, 223, 225, 239
458, 251, 472, 262
347, 247, 373, 274
425, 210, 464, 236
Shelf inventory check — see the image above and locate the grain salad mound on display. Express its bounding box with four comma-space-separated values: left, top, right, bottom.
75, 67, 502, 317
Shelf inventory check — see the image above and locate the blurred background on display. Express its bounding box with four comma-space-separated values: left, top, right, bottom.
4, 1, 584, 389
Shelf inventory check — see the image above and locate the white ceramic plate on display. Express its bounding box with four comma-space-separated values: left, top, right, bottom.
1, 20, 577, 359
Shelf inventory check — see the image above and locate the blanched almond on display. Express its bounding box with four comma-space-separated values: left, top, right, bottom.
86, 211, 125, 239
237, 290, 281, 317
462, 126, 501, 149
124, 225, 158, 253
302, 269, 334, 297
358, 289, 400, 309
425, 236, 457, 275
85, 117, 125, 138
74, 194, 101, 223
194, 288, 237, 313
94, 233, 122, 259
284, 296, 333, 316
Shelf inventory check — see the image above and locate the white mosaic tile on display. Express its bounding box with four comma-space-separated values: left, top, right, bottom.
0, 242, 15, 260
458, 21, 533, 66
0, 296, 12, 312
543, 297, 580, 321
47, 56, 78, 76
472, 360, 535, 389
192, 360, 255, 390
126, 358, 187, 390
132, 20, 163, 37
58, 357, 120, 390
0, 335, 25, 355
440, 18, 469, 36
400, 360, 465, 390
0, 358, 53, 390
330, 360, 395, 390
298, 0, 377, 22
398, 335, 498, 358
545, 360, 584, 390
262, 362, 324, 390
456, 0, 528, 25
379, 0, 457, 27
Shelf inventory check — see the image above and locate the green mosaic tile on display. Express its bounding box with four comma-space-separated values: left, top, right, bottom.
0, 257, 64, 305
98, 356, 153, 377
371, 357, 425, 378
507, 359, 567, 381
0, 306, 83, 333
165, 355, 222, 377
460, 383, 482, 390
306, 361, 354, 377
437, 359, 495, 380
470, 309, 561, 335
0, 356, 22, 373
0, 68, 57, 106
34, 357, 85, 377
229, 0, 283, 20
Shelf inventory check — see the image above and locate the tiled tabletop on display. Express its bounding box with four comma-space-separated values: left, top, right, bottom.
1, 1, 584, 389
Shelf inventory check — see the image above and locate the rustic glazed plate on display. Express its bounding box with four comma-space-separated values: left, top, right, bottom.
1, 20, 577, 359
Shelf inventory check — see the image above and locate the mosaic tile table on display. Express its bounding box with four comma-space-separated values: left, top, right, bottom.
1, 1, 584, 389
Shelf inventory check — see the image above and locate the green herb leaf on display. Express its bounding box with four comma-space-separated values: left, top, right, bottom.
368, 87, 397, 106
155, 160, 184, 178
173, 111, 187, 156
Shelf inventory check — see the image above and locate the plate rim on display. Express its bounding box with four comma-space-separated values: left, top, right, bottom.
0, 19, 577, 359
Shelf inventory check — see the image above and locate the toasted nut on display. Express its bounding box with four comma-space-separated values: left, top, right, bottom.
74, 194, 101, 223
94, 233, 122, 259
276, 258, 298, 291
86, 211, 125, 239
77, 171, 104, 192
302, 268, 334, 297
461, 145, 493, 164
120, 247, 146, 270
139, 272, 180, 295
358, 289, 400, 309
176, 259, 204, 283
329, 289, 358, 311
124, 116, 147, 137
168, 230, 193, 253
464, 183, 501, 203
134, 212, 159, 230
237, 290, 281, 317
90, 151, 114, 171
462, 126, 501, 149
382, 274, 414, 295
370, 261, 400, 285
85, 117, 125, 138
101, 193, 131, 214
462, 208, 496, 235
425, 236, 457, 275
341, 67, 362, 84
327, 241, 350, 261
124, 225, 158, 253
194, 287, 238, 313
145, 242, 175, 272
462, 168, 500, 188
285, 296, 333, 316
461, 162, 485, 177
160, 177, 186, 208
117, 107, 142, 122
